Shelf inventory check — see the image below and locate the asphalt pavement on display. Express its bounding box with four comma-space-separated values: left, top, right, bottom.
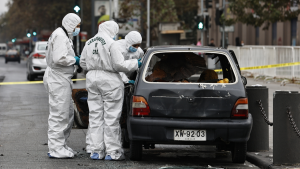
5, 56, 297, 168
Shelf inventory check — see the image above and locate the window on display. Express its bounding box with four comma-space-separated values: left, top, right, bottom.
255, 27, 259, 45
144, 52, 237, 84
291, 18, 297, 46
272, 22, 277, 45
38, 44, 47, 50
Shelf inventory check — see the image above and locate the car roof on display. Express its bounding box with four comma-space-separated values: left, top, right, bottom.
145, 45, 227, 52
35, 41, 48, 44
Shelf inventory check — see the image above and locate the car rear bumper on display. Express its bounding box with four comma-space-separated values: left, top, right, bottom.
5, 56, 20, 61
127, 114, 253, 144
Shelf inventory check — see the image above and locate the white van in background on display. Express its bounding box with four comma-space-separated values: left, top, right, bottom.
0, 43, 8, 56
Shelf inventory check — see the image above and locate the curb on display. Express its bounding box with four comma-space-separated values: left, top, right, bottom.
246, 152, 273, 169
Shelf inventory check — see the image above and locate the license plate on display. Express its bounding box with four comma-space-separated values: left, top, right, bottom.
174, 129, 206, 141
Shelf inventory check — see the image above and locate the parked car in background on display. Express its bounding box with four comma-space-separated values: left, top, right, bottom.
72, 46, 252, 163
5, 49, 20, 64
26, 41, 78, 81
26, 41, 47, 81
0, 43, 7, 56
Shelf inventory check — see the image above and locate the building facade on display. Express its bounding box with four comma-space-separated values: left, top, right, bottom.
198, 0, 300, 47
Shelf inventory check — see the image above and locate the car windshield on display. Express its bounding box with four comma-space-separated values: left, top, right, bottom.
37, 44, 47, 50
144, 51, 237, 84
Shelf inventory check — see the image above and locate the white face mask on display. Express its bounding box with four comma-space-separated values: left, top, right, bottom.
72, 28, 80, 36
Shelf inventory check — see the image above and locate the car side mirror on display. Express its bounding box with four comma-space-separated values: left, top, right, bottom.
241, 76, 247, 86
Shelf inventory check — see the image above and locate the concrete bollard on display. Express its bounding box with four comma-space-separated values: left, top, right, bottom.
246, 86, 269, 152
274, 91, 300, 165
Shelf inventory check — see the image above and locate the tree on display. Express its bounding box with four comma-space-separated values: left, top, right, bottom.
0, 0, 92, 42
119, 0, 179, 40
224, 0, 300, 29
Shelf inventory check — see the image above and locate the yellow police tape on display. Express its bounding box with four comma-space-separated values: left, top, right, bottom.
1, 61, 300, 85
0, 78, 86, 85
214, 61, 300, 72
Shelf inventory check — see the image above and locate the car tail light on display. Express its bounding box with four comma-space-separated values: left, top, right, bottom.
231, 98, 248, 119
132, 96, 150, 116
33, 66, 41, 70
33, 53, 45, 58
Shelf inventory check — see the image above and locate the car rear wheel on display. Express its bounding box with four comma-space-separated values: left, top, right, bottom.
18, 59, 20, 64
129, 141, 142, 161
5, 59, 7, 64
231, 142, 247, 163
73, 102, 88, 128
121, 129, 130, 148
27, 73, 35, 81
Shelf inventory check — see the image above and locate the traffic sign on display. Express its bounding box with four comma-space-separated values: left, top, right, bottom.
219, 25, 234, 32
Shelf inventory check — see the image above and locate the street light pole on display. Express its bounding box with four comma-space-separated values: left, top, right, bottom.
146, 0, 150, 47
222, 0, 225, 48
201, 0, 203, 46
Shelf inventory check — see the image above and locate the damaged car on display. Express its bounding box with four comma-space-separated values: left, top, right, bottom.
72, 46, 252, 163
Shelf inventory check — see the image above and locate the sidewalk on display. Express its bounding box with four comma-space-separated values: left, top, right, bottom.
246, 77, 300, 169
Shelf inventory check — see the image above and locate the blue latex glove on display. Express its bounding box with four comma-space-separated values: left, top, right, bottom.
74, 56, 80, 65
137, 59, 142, 68
128, 80, 135, 84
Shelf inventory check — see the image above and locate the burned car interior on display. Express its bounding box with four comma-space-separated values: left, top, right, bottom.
144, 52, 236, 84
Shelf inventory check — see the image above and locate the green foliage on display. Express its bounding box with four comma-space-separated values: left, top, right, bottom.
119, 0, 179, 39
0, 0, 92, 42
225, 0, 300, 29
173, 0, 198, 30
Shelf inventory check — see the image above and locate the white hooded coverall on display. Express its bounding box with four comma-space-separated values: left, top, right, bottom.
43, 13, 81, 158
80, 21, 138, 160
116, 31, 144, 83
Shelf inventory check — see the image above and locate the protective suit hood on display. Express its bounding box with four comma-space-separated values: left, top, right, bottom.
98, 21, 119, 38
124, 31, 142, 51
62, 13, 81, 33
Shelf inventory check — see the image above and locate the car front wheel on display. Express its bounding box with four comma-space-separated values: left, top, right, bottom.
231, 142, 247, 163
129, 141, 142, 161
27, 73, 35, 81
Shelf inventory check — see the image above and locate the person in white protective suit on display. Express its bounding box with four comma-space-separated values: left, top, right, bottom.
85, 31, 144, 154
43, 13, 81, 158
80, 21, 142, 160
117, 31, 144, 84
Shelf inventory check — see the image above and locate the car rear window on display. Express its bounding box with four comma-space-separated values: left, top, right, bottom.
144, 51, 237, 84
7, 50, 18, 55
38, 44, 47, 50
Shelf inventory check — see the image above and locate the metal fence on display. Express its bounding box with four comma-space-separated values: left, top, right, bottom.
228, 46, 300, 79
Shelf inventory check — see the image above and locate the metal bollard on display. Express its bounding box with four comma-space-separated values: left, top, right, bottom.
246, 86, 269, 152
274, 90, 300, 165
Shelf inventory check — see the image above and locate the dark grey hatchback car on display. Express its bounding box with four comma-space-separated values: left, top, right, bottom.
122, 46, 252, 163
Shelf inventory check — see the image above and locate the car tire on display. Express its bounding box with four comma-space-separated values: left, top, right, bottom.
72, 75, 77, 84
121, 129, 130, 148
73, 102, 88, 129
129, 141, 142, 161
27, 73, 35, 81
5, 59, 7, 64
18, 59, 20, 64
231, 142, 247, 163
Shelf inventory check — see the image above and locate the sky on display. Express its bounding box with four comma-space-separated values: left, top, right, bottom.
0, 0, 9, 15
